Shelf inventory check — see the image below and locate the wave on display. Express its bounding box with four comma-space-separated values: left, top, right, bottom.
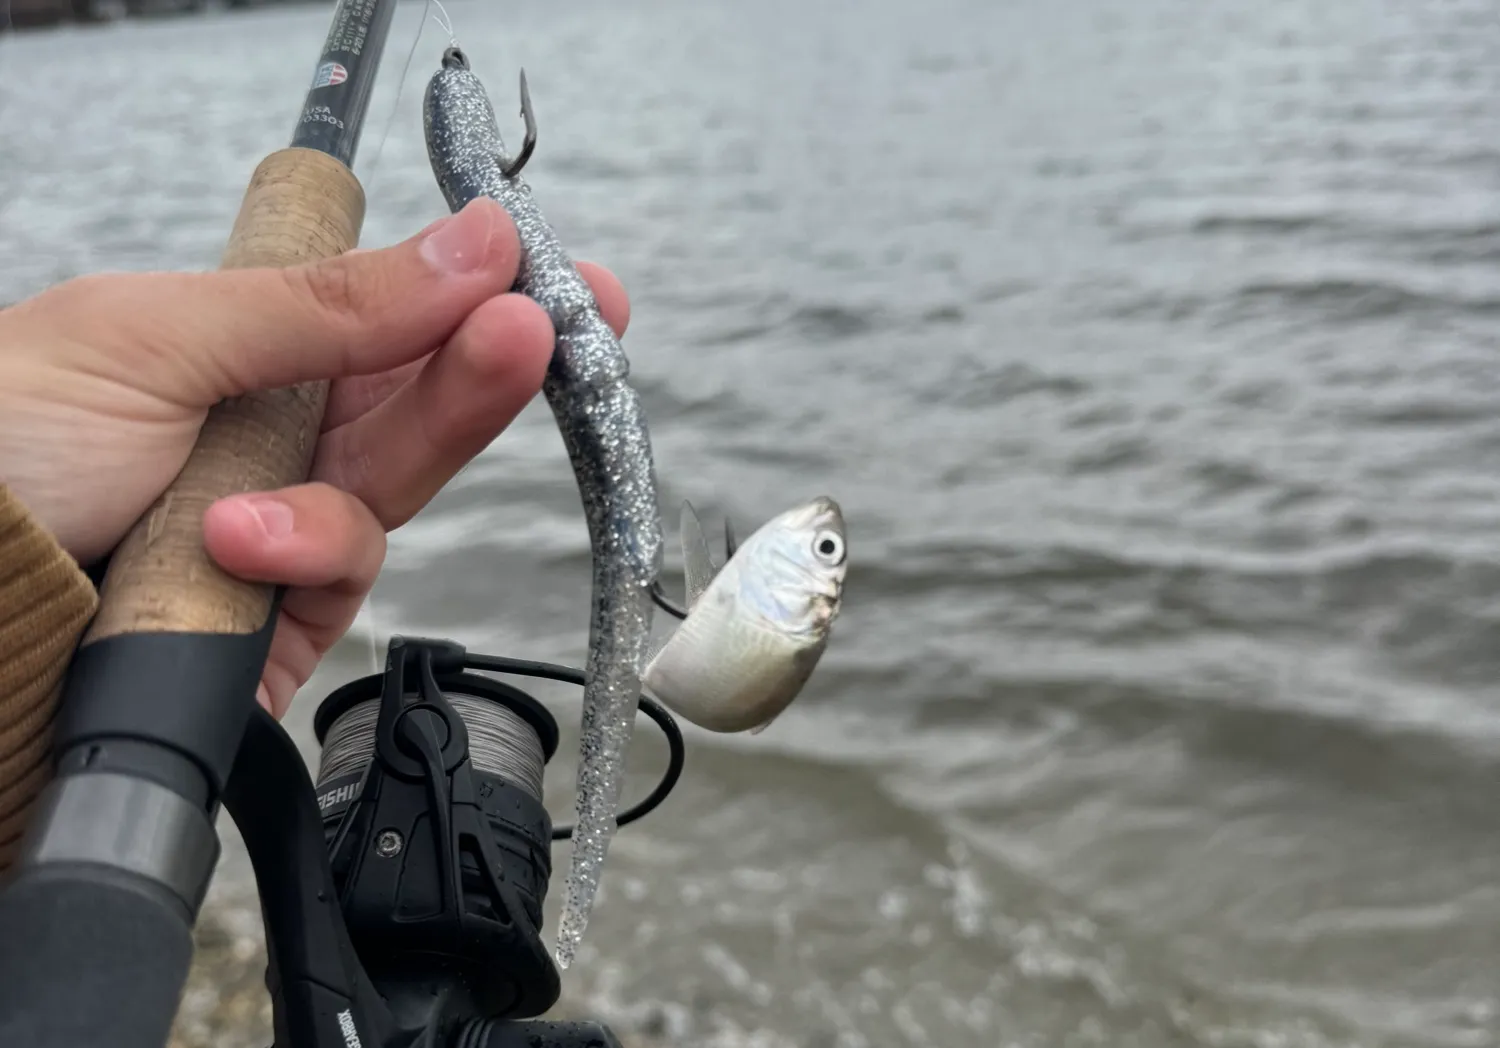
860, 535, 1500, 640
544, 152, 646, 182
785, 303, 877, 339
914, 359, 1090, 409
631, 372, 771, 431
1337, 397, 1499, 428
1230, 276, 1500, 320
1065, 435, 1155, 475
1185, 211, 1500, 245
1186, 458, 1279, 498
1190, 211, 1339, 236
1081, 273, 1500, 327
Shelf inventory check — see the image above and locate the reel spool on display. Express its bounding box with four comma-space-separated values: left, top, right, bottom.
307, 636, 685, 1027
312, 638, 561, 1021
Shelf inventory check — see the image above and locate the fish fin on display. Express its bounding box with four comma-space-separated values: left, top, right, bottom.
680, 500, 720, 608
749, 713, 779, 736
643, 633, 669, 676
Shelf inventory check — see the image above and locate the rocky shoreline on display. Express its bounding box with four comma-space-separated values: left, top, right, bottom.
168, 901, 273, 1048
169, 898, 668, 1048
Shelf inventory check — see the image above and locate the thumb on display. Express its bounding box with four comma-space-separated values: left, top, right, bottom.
58, 197, 524, 404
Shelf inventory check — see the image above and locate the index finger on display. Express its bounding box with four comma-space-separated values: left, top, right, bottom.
323, 261, 633, 430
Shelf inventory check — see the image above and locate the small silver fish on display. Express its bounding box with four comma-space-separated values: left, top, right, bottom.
424, 51, 663, 971
644, 498, 847, 733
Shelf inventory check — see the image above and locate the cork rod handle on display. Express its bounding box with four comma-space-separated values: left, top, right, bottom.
84, 147, 365, 645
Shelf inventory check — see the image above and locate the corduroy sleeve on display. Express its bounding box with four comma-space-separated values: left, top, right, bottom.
0, 484, 98, 869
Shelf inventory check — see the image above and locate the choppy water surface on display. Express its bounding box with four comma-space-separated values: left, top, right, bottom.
5, 0, 1500, 1044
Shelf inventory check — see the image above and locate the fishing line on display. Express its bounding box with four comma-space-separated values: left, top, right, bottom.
429, 0, 457, 46
360, 592, 381, 676
352, 0, 463, 675
319, 693, 548, 799
361, 0, 460, 195
313, 646, 686, 842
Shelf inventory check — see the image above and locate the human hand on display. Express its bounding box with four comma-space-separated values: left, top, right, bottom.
0, 197, 630, 716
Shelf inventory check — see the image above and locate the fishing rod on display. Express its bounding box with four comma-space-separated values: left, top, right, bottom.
0, 1, 685, 1045
0, 0, 396, 1040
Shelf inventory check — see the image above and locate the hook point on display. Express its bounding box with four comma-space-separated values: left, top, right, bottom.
501, 67, 538, 178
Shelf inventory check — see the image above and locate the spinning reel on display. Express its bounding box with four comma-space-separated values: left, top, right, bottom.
239, 635, 685, 1048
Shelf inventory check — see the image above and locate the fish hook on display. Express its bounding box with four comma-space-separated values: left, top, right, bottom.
439, 47, 537, 178
442, 46, 537, 178
648, 515, 741, 622
505, 70, 538, 178
649, 580, 689, 622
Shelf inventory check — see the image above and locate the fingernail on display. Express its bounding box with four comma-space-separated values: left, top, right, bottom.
256, 682, 273, 714
240, 496, 294, 539
419, 198, 495, 274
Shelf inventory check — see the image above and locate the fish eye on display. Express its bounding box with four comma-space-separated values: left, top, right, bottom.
812, 530, 845, 565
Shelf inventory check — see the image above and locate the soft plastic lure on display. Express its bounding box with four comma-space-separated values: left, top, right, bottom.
424, 48, 663, 971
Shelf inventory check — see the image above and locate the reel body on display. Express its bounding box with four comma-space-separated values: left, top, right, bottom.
220, 635, 682, 1048
313, 643, 562, 1021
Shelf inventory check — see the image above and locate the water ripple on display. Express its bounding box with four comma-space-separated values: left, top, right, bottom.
6, 0, 1500, 1044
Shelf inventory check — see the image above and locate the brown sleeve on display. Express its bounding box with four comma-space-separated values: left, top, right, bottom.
0, 485, 98, 869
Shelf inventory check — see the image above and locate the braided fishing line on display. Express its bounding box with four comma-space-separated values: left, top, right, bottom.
360, 0, 459, 195
318, 692, 547, 799
352, 0, 461, 678
312, 646, 687, 847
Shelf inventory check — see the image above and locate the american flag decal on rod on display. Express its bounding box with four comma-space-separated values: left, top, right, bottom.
312, 61, 349, 89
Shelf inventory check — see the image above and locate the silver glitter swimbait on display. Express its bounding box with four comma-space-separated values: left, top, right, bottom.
424, 48, 663, 971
